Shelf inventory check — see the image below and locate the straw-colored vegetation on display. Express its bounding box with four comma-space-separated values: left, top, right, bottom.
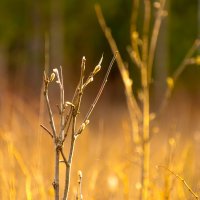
0, 0, 200, 199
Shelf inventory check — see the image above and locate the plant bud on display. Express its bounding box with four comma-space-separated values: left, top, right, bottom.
80, 123, 86, 131
93, 65, 101, 75
85, 120, 90, 126
195, 55, 200, 65
65, 101, 74, 107
50, 72, 55, 82
132, 31, 139, 40
93, 54, 103, 75
78, 170, 82, 178
153, 2, 160, 9
166, 77, 174, 90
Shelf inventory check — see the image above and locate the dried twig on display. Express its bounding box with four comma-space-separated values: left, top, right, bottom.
40, 124, 53, 138
158, 165, 199, 200
148, 0, 167, 81
41, 54, 116, 200
160, 39, 200, 111
76, 171, 83, 200
95, 4, 141, 145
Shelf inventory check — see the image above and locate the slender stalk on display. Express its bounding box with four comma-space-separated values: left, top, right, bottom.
63, 117, 77, 200
54, 147, 60, 200
44, 86, 57, 138
40, 124, 53, 138
140, 64, 150, 200
42, 55, 116, 200
148, 0, 166, 81
59, 66, 65, 140
158, 166, 199, 200
43, 82, 59, 199
160, 39, 200, 111
83, 53, 117, 122
140, 1, 151, 199
95, 5, 142, 144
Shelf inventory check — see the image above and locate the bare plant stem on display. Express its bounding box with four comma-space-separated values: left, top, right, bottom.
95, 4, 141, 144
63, 115, 77, 199
42, 46, 116, 200
54, 148, 60, 200
140, 0, 151, 199
158, 165, 199, 200
44, 86, 57, 138
140, 64, 150, 200
148, 0, 166, 81
160, 39, 200, 111
43, 83, 60, 199
76, 171, 83, 200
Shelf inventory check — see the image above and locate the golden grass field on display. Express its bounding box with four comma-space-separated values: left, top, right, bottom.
0, 85, 199, 200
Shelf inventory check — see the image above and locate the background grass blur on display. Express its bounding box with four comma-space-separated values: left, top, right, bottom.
0, 0, 200, 199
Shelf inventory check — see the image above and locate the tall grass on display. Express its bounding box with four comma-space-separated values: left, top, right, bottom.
95, 0, 200, 199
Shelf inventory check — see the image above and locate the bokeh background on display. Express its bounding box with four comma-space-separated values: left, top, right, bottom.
0, 0, 198, 95
0, 0, 200, 199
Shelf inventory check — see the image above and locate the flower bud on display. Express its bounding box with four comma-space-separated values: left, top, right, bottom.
50, 72, 55, 82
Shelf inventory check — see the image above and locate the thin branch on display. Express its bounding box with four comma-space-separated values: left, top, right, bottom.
44, 83, 57, 138
95, 4, 142, 122
76, 171, 83, 200
159, 39, 200, 112
60, 148, 69, 167
40, 124, 53, 138
62, 117, 77, 200
158, 165, 199, 200
148, 0, 167, 81
63, 109, 73, 141
173, 39, 200, 82
83, 52, 117, 122
60, 66, 64, 86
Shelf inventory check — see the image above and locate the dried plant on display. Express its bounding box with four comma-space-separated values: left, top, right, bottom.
95, 1, 200, 199
40, 54, 117, 199
76, 170, 83, 200
157, 165, 199, 200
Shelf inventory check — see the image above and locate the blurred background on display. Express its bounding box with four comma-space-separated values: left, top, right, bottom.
0, 0, 200, 199
0, 0, 198, 96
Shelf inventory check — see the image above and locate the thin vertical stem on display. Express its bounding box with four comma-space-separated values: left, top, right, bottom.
59, 66, 65, 140
140, 63, 150, 200
54, 147, 60, 200
148, 0, 166, 81
62, 117, 77, 200
140, 0, 151, 199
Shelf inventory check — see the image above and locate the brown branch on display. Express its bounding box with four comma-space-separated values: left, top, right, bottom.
40, 124, 53, 138
95, 4, 142, 122
43, 83, 57, 138
83, 53, 117, 122
63, 117, 77, 200
160, 39, 200, 112
148, 0, 167, 81
60, 148, 69, 167
158, 165, 199, 200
